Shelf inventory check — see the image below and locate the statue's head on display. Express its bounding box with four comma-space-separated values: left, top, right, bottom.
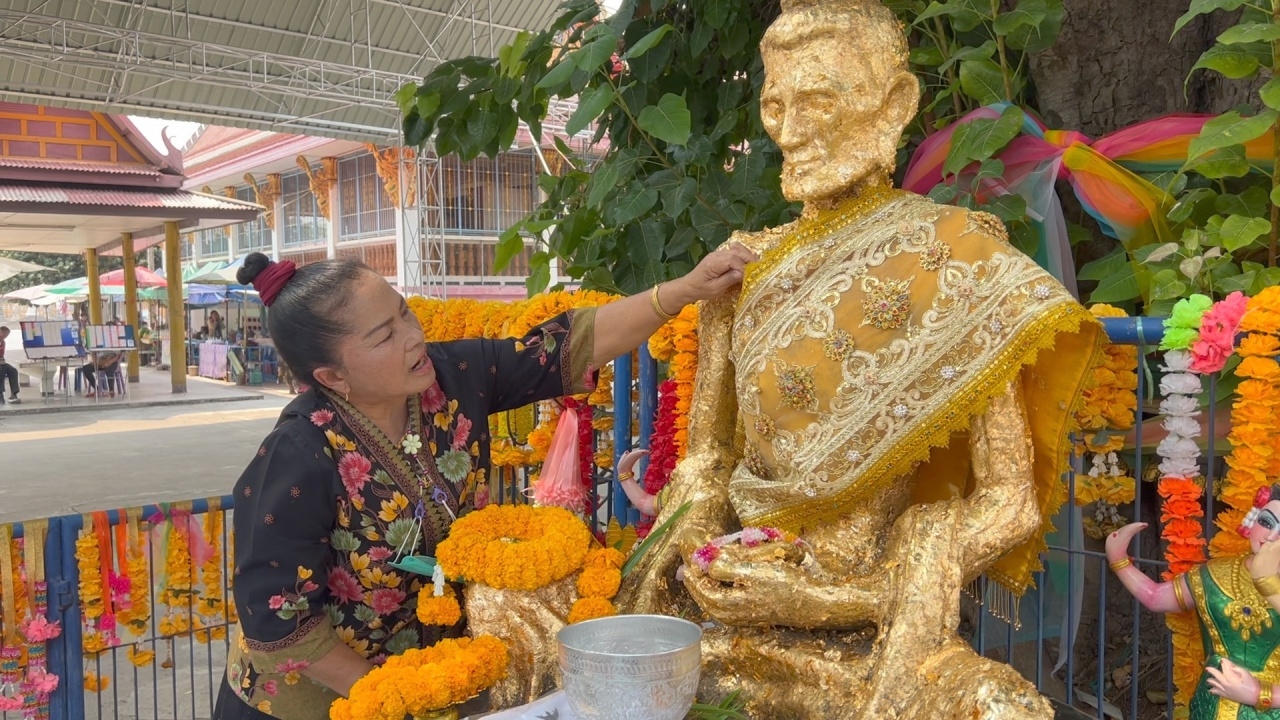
760, 0, 920, 202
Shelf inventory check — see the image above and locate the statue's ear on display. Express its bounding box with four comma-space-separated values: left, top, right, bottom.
881, 71, 922, 135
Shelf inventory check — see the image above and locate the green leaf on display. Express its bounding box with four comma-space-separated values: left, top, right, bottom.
622, 501, 693, 578
607, 182, 660, 225
526, 252, 551, 295
910, 46, 946, 67
1187, 110, 1278, 162
943, 107, 1023, 177
1078, 246, 1128, 282
1271, 184, 1280, 208
1253, 267, 1280, 294
402, 110, 432, 147
629, 219, 667, 286
1186, 145, 1251, 179
494, 225, 527, 272
1006, 0, 1064, 52
1088, 264, 1142, 303
993, 2, 1047, 36
1214, 185, 1269, 217
536, 59, 576, 90
586, 159, 621, 208
565, 84, 614, 137
1174, 0, 1250, 37
959, 58, 1010, 105
983, 194, 1027, 222
938, 41, 996, 74
1190, 42, 1271, 80
1219, 22, 1280, 44
1262, 77, 1280, 111
623, 24, 673, 60
636, 93, 692, 146
573, 34, 619, 71
1219, 214, 1270, 251
1150, 268, 1189, 300
1168, 187, 1216, 223
663, 176, 698, 217
394, 83, 418, 115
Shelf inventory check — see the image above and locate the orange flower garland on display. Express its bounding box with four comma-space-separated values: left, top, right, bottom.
74, 531, 107, 656
569, 548, 624, 623
415, 585, 462, 627
648, 305, 700, 460
1211, 287, 1280, 558
435, 505, 592, 591
1073, 305, 1138, 537
195, 508, 227, 644
116, 522, 151, 636
329, 636, 509, 720
158, 522, 195, 638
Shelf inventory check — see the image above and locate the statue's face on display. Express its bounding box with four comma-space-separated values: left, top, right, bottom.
760, 29, 916, 202
1249, 501, 1280, 553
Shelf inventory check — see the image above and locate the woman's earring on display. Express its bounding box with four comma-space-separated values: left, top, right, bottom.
344, 391, 350, 403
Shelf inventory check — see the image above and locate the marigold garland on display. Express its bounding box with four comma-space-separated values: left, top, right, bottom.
435, 505, 592, 591
158, 521, 196, 639
1074, 305, 1139, 538
415, 586, 462, 627
569, 548, 624, 623
1211, 287, 1280, 559
116, 523, 151, 636
329, 635, 509, 720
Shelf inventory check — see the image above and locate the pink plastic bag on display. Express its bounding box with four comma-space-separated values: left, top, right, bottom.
532, 407, 585, 512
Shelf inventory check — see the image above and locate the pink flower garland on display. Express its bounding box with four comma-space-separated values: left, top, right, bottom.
1190, 291, 1248, 374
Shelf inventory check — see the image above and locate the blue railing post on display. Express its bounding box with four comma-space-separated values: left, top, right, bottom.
56, 515, 84, 720
611, 354, 633, 522
634, 346, 659, 526
42, 517, 68, 720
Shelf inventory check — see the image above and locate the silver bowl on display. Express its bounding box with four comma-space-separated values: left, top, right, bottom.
556, 614, 702, 720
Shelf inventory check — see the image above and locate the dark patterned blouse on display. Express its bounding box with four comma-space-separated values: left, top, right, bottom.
222, 309, 597, 720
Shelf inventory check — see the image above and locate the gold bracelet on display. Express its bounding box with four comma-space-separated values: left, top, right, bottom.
1109, 557, 1132, 572
618, 472, 635, 482
1259, 681, 1273, 711
650, 284, 678, 321
1172, 575, 1191, 612
1255, 574, 1280, 598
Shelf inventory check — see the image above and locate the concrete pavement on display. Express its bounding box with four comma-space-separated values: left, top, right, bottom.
0, 395, 290, 523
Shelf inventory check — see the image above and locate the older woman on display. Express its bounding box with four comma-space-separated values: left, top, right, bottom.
214, 248, 754, 720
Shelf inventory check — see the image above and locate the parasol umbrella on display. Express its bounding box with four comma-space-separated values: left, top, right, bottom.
99, 267, 167, 288
187, 255, 251, 289
43, 276, 89, 296
0, 257, 51, 283
3, 284, 51, 302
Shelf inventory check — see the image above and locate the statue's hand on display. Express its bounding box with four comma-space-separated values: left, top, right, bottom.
682, 543, 885, 628
1105, 522, 1146, 565
1206, 658, 1262, 706
683, 547, 817, 627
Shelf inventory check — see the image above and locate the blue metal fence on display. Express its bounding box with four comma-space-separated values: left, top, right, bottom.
5, 317, 1197, 720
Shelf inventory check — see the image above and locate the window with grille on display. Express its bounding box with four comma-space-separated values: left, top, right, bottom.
235, 186, 273, 253
280, 170, 329, 248
337, 153, 396, 240
439, 151, 537, 235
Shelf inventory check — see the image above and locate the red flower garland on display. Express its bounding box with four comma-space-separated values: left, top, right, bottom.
638, 380, 679, 537
562, 398, 595, 518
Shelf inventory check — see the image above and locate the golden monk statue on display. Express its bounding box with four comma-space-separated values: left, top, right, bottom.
616, 1, 1106, 717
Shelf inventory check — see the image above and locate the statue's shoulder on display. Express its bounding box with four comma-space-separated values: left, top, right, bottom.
907, 193, 1011, 246
727, 222, 796, 256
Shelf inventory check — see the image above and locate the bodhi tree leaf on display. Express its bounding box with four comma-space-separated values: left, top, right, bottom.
1187, 110, 1278, 162
636, 93, 692, 146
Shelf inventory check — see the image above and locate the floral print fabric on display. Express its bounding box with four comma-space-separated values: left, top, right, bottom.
222, 309, 597, 720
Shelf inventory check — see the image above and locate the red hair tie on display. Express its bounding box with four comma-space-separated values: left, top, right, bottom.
252, 260, 297, 307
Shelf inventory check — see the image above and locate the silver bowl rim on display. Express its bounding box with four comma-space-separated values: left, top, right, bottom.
556, 614, 703, 660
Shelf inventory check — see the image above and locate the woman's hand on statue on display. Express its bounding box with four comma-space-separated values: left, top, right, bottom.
1206, 658, 1262, 706
1253, 539, 1280, 580
664, 242, 758, 306
1105, 522, 1146, 564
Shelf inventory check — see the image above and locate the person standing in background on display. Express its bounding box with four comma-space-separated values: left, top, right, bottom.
0, 327, 20, 405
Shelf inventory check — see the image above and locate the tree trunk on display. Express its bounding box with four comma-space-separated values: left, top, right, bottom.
1029, 0, 1255, 137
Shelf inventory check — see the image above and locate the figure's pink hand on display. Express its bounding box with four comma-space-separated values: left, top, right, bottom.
1105, 522, 1146, 564
618, 449, 649, 478
1206, 658, 1262, 706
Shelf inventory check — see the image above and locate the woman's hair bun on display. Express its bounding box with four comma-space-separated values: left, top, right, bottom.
236, 252, 272, 286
